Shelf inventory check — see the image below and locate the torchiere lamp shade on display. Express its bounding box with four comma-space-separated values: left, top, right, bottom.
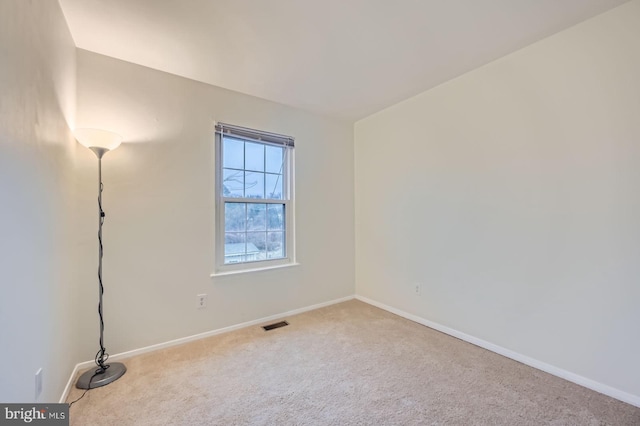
74, 128, 122, 151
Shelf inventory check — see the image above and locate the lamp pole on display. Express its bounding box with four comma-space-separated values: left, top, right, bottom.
92, 147, 108, 372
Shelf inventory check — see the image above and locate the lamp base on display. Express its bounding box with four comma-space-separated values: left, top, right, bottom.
75, 362, 126, 389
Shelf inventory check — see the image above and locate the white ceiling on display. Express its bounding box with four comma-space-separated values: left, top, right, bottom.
59, 0, 629, 121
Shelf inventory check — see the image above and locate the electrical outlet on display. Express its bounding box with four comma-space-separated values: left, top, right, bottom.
196, 294, 207, 309
35, 368, 43, 401
414, 283, 422, 296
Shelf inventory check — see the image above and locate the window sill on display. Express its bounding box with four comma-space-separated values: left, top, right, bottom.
210, 262, 300, 278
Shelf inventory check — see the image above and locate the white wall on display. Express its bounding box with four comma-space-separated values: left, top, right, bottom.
75, 50, 355, 356
355, 0, 640, 402
0, 1, 79, 402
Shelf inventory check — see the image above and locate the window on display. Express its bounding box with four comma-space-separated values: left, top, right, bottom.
214, 122, 295, 273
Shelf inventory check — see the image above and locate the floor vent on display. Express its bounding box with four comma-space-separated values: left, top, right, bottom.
262, 321, 289, 331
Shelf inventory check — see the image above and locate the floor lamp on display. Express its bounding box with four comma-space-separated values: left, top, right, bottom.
74, 128, 127, 389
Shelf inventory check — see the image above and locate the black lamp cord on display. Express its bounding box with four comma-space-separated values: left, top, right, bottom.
96, 176, 110, 373
68, 371, 97, 407
69, 158, 111, 408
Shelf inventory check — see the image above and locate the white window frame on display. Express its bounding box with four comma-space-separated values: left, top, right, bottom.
213, 122, 296, 275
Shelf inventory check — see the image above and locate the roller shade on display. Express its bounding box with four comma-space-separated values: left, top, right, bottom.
216, 122, 294, 148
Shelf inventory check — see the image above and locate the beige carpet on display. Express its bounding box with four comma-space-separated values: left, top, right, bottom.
66, 300, 640, 425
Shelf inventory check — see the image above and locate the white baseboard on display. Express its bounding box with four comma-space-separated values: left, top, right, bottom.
59, 363, 81, 403
355, 295, 640, 409
60, 295, 355, 403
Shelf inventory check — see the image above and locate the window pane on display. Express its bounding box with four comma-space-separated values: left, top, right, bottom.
246, 232, 267, 260
224, 233, 245, 264
245, 142, 265, 172
223, 169, 244, 197
267, 231, 284, 259
225, 232, 245, 245
225, 203, 246, 232
266, 146, 284, 174
247, 203, 266, 231
267, 204, 284, 230
223, 137, 244, 169
245, 172, 264, 199
265, 173, 283, 200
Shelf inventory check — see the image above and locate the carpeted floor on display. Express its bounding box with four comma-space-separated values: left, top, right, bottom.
66, 300, 640, 425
